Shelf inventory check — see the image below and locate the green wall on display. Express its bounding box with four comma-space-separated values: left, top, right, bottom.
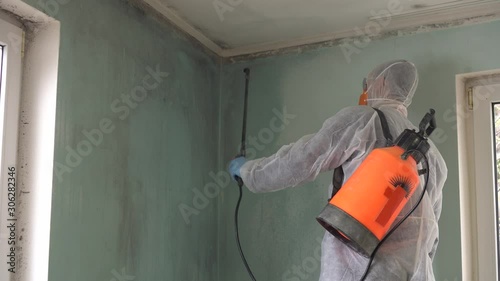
220, 20, 500, 281
15, 1, 500, 280
21, 0, 221, 280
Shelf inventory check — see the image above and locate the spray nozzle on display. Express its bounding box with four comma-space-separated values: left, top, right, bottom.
395, 108, 437, 163
418, 109, 436, 138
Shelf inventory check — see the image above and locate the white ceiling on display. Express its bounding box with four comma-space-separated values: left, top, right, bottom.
142, 0, 500, 57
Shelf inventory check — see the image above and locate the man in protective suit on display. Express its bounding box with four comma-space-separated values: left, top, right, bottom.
229, 59, 448, 280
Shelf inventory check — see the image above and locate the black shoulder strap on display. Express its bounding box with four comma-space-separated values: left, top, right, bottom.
328, 108, 393, 201
330, 167, 344, 201
373, 108, 393, 146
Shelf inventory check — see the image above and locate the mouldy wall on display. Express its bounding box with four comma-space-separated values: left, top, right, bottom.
19, 0, 221, 280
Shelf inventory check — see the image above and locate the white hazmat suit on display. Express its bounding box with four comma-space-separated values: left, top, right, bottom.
240, 60, 448, 281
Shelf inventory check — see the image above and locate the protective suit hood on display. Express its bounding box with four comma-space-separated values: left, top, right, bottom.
366, 60, 419, 117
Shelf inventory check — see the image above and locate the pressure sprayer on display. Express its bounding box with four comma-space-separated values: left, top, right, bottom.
233, 68, 258, 281
317, 108, 436, 280
233, 69, 435, 281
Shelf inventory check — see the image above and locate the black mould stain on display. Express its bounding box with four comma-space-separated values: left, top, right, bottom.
412, 4, 429, 9
226, 13, 500, 63
117, 177, 143, 272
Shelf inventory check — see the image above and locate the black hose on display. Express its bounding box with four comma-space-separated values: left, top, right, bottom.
234, 68, 257, 280
235, 181, 257, 281
359, 150, 431, 281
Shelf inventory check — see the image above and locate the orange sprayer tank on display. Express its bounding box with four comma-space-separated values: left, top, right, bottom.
317, 109, 436, 257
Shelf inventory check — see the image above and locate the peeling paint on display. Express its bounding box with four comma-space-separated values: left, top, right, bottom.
225, 13, 500, 63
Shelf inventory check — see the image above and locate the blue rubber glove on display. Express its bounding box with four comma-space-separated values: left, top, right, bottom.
228, 156, 247, 181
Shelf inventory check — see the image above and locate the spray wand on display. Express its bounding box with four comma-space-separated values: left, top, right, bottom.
234, 68, 257, 281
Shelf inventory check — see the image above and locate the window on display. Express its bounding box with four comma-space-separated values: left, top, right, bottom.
0, 13, 22, 279
460, 76, 500, 280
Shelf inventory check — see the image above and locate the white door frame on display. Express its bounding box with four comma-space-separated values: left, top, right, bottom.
457, 69, 500, 281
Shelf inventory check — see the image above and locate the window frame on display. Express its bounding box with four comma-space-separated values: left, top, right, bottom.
470, 82, 500, 280
457, 71, 500, 281
0, 12, 23, 280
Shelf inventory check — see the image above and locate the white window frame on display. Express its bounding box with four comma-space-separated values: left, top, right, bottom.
0, 12, 22, 281
0, 2, 60, 280
457, 70, 500, 281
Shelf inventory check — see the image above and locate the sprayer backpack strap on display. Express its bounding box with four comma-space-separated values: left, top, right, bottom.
372, 108, 393, 146
328, 108, 394, 201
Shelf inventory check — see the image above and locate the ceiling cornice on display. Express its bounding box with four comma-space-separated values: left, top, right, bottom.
142, 0, 500, 59
142, 0, 223, 55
